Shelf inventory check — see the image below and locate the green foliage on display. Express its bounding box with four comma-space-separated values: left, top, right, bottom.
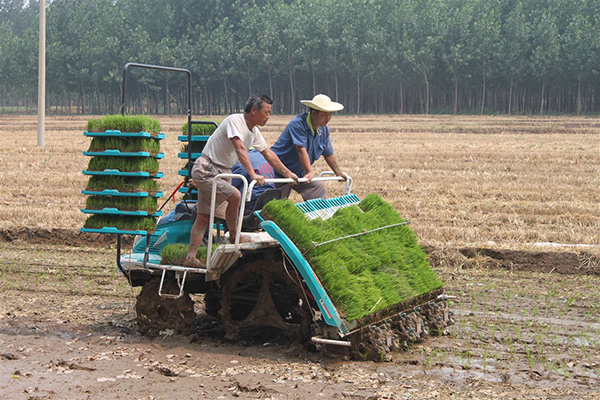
160, 243, 219, 265
4, 0, 600, 114
85, 196, 157, 212
261, 194, 444, 322
86, 157, 160, 173
86, 176, 160, 193
88, 137, 161, 154
181, 121, 218, 135
84, 215, 157, 232
86, 115, 161, 134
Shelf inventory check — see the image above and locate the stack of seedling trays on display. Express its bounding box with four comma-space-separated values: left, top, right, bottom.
81, 115, 164, 235
177, 121, 218, 199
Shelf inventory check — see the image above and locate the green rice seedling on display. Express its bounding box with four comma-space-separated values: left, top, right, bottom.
260, 193, 444, 322
181, 121, 218, 136
86, 176, 160, 193
86, 115, 161, 134
85, 196, 157, 212
160, 243, 219, 265
524, 344, 535, 370
84, 215, 157, 232
88, 137, 161, 154
87, 157, 160, 173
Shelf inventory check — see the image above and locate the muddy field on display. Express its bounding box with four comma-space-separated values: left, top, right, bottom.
1, 238, 599, 399
0, 114, 598, 399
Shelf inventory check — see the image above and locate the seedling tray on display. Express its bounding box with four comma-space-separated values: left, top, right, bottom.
178, 152, 202, 160
83, 150, 164, 158
81, 227, 154, 235
82, 189, 163, 197
83, 169, 163, 178
81, 208, 162, 217
85, 131, 165, 140
178, 135, 210, 142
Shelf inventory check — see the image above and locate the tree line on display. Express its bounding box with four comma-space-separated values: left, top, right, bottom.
1, 0, 599, 115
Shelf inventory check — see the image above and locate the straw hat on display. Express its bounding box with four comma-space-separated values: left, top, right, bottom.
300, 94, 344, 112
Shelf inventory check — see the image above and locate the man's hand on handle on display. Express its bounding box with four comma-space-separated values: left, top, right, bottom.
286, 171, 299, 185
250, 172, 265, 187
303, 170, 315, 183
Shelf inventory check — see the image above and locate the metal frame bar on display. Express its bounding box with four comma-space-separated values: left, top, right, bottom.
158, 269, 188, 299
116, 234, 129, 276
121, 62, 191, 123
316, 171, 353, 196
120, 62, 196, 209
205, 174, 249, 269
246, 174, 351, 202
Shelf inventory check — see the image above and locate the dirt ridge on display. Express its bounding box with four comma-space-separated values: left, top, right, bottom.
1, 227, 598, 276
427, 246, 598, 276
0, 226, 132, 247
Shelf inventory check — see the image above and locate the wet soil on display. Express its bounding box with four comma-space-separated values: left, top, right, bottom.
1, 236, 599, 399
0, 227, 131, 248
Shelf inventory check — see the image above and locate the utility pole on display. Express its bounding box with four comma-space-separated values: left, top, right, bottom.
37, 0, 46, 147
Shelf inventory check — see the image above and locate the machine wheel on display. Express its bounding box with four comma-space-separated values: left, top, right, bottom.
218, 260, 312, 342
135, 277, 196, 337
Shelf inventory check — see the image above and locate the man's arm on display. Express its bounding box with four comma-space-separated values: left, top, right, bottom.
324, 154, 347, 181
260, 148, 298, 183
294, 145, 315, 182
231, 137, 265, 186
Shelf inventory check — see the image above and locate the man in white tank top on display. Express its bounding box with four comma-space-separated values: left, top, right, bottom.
183, 95, 298, 268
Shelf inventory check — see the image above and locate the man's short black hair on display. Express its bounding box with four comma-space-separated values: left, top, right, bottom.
244, 94, 273, 114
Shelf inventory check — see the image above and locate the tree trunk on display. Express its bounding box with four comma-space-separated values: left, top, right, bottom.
247, 61, 252, 97
223, 77, 229, 115
539, 78, 545, 115
421, 62, 430, 114
453, 68, 458, 115
334, 70, 339, 103
94, 82, 101, 114
165, 77, 170, 114
577, 75, 582, 115
287, 49, 295, 113
267, 64, 273, 101
204, 81, 209, 115
480, 63, 486, 115
311, 60, 316, 96
356, 58, 361, 115
81, 82, 86, 114
399, 83, 404, 114
508, 77, 514, 115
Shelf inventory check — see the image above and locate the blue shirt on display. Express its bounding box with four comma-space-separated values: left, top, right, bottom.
270, 112, 334, 178
231, 149, 276, 210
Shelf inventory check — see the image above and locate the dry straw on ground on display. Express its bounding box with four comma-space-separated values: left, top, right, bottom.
0, 114, 598, 252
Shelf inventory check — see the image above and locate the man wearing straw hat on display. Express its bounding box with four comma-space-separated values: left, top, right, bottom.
271, 94, 347, 200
